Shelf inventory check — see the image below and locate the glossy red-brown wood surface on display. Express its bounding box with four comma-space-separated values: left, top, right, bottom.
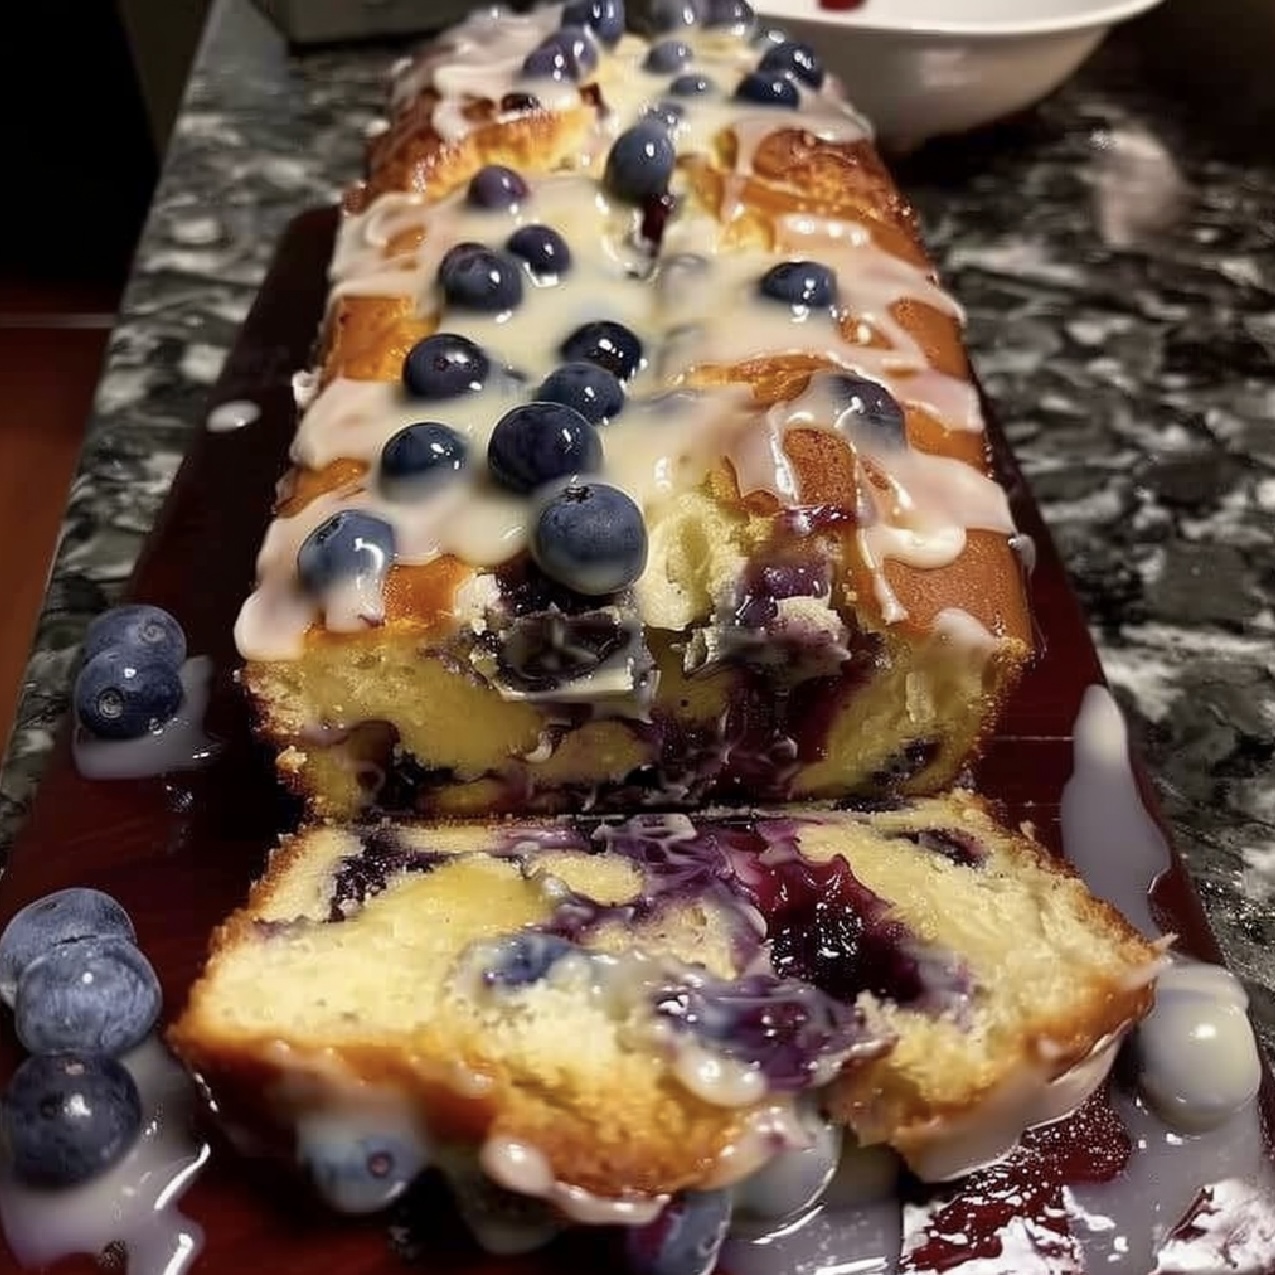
0, 208, 1268, 1275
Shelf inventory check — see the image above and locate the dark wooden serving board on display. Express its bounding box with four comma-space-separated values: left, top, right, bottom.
0, 208, 1268, 1274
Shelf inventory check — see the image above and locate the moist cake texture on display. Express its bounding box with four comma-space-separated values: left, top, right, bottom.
169, 794, 1161, 1205
236, 2, 1033, 819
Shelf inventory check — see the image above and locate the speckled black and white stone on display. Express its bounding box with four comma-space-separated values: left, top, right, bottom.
1, 2, 1272, 1047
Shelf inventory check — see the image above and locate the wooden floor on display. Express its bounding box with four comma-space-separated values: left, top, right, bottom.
0, 287, 118, 757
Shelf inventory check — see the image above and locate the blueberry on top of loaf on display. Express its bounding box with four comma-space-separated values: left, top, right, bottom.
169, 794, 1161, 1205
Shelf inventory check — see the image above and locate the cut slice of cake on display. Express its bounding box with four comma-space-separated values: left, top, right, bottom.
169, 793, 1162, 1214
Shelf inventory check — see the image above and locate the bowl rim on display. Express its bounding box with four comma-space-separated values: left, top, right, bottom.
756, 0, 1164, 38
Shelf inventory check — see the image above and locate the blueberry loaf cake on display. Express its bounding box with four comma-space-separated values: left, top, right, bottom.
236, 0, 1033, 819
169, 793, 1162, 1224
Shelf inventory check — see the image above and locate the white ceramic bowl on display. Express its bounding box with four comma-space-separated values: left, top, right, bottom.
756, 0, 1165, 149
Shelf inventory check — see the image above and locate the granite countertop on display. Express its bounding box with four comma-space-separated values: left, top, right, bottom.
2, 1, 1272, 1043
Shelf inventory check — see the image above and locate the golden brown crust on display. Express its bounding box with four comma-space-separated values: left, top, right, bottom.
278, 95, 1031, 647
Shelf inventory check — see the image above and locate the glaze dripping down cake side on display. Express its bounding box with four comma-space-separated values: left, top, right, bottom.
169, 794, 1161, 1211
235, 2, 1033, 819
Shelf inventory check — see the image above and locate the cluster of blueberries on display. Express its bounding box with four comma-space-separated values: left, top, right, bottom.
299, 158, 661, 606
0, 888, 161, 1187
72, 604, 190, 743
299, 308, 651, 606
510, 0, 827, 211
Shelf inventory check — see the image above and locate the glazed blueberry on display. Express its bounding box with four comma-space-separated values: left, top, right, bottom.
81, 604, 186, 670
605, 121, 676, 203
705, 0, 754, 28
522, 26, 597, 80
487, 402, 603, 495
759, 39, 824, 89
734, 70, 800, 107
2, 1052, 142, 1188
379, 423, 468, 499
297, 511, 396, 595
466, 164, 530, 210
626, 1190, 733, 1275
561, 0, 625, 46
531, 482, 648, 596
643, 99, 685, 130
506, 224, 573, 277
537, 362, 625, 425
15, 935, 161, 1056
438, 244, 524, 313
758, 260, 838, 309
830, 373, 906, 446
0, 888, 135, 1006
74, 649, 183, 741
483, 932, 579, 989
669, 73, 713, 96
302, 1132, 427, 1214
647, 0, 704, 31
644, 39, 692, 72
559, 320, 645, 380
402, 332, 490, 400
498, 611, 629, 691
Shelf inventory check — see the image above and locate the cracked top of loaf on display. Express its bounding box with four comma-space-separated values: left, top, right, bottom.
235, 3, 1032, 666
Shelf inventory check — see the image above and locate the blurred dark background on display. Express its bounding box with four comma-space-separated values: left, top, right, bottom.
0, 2, 210, 295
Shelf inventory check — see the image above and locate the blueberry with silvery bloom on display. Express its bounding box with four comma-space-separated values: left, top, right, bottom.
0, 887, 136, 1005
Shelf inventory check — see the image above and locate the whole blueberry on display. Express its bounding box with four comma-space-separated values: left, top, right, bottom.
646, 0, 704, 32
302, 1132, 428, 1214
625, 1189, 733, 1275
15, 935, 161, 1057
506, 224, 573, 278
758, 260, 838, 309
537, 362, 625, 425
402, 332, 490, 400
484, 933, 579, 989
2, 1052, 142, 1188
488, 402, 603, 494
0, 889, 136, 1006
605, 121, 676, 202
531, 482, 648, 596
522, 26, 598, 80
759, 40, 824, 89
643, 99, 685, 131
644, 39, 692, 73
559, 320, 645, 380
379, 423, 468, 499
297, 511, 396, 595
74, 649, 183, 741
668, 73, 713, 97
561, 0, 625, 46
467, 164, 530, 210
831, 374, 907, 447
734, 70, 800, 107
81, 605, 186, 671
704, 0, 754, 29
439, 244, 524, 313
